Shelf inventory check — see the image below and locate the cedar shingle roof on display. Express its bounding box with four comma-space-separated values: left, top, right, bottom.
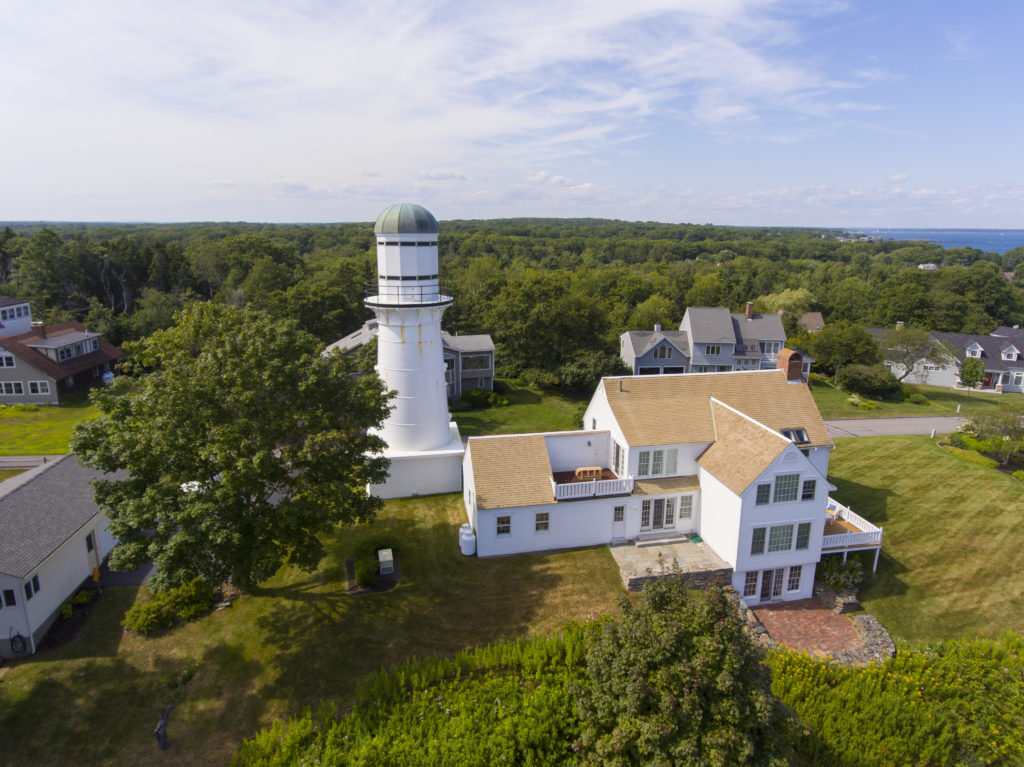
0, 455, 116, 578
602, 369, 831, 448
0, 321, 122, 381
697, 399, 790, 494
468, 435, 554, 510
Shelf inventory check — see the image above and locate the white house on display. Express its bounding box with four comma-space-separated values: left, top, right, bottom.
463, 369, 882, 604
0, 456, 117, 658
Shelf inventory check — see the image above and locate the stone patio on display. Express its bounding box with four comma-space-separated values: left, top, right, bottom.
608, 540, 732, 591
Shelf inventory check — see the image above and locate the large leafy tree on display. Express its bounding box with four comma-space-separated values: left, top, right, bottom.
877, 325, 956, 382
71, 303, 391, 591
807, 320, 880, 380
958, 356, 986, 396
576, 581, 791, 767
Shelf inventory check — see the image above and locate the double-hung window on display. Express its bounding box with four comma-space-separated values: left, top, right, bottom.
705, 344, 721, 356
665, 449, 677, 475
1, 382, 24, 395
751, 527, 766, 555
0, 354, 14, 367
787, 565, 802, 591
801, 479, 816, 501
755, 483, 771, 505
651, 450, 663, 475
773, 474, 800, 503
664, 498, 676, 526
795, 522, 811, 550
768, 524, 794, 553
496, 516, 511, 535
641, 500, 651, 528
535, 513, 549, 532
637, 451, 650, 476
28, 381, 50, 395
743, 572, 758, 597
678, 496, 693, 520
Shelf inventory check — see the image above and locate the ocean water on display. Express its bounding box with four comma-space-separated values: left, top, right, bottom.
849, 228, 1024, 255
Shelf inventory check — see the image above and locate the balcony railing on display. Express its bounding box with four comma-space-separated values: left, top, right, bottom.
822, 497, 883, 549
365, 281, 453, 306
552, 476, 634, 501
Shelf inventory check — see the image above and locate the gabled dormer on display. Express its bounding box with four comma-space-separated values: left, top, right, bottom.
965, 342, 983, 359
1001, 345, 1020, 362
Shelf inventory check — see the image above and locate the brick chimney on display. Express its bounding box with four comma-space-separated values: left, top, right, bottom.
30, 321, 46, 338
777, 348, 804, 382
745, 302, 754, 320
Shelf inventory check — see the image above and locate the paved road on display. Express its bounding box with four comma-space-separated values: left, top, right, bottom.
824, 416, 963, 438
0, 454, 65, 468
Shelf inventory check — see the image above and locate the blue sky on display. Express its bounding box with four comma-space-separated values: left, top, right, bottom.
2, 0, 1022, 227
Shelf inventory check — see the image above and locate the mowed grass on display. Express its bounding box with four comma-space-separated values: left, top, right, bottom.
0, 394, 98, 455
0, 493, 625, 767
0, 468, 26, 481
811, 378, 1016, 420
455, 380, 587, 436
828, 435, 1024, 643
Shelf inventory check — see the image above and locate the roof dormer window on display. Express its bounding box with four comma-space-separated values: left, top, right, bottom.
966, 346, 982, 358
780, 428, 809, 444
1002, 347, 1019, 361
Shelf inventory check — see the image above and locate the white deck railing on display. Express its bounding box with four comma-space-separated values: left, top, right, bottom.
823, 497, 883, 549
552, 477, 633, 500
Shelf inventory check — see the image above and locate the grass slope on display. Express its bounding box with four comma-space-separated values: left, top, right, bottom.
455, 380, 586, 436
810, 379, 1015, 420
828, 435, 1024, 642
0, 395, 98, 455
0, 494, 625, 767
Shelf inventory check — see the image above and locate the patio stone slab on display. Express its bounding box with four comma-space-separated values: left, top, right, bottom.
608, 540, 732, 591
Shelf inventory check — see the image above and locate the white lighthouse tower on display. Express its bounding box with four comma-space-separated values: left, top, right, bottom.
366, 203, 465, 499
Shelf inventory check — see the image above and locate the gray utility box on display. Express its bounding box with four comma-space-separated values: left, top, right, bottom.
378, 548, 394, 575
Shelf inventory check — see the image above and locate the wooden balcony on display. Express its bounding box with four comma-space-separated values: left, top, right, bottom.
551, 469, 633, 500
822, 497, 883, 571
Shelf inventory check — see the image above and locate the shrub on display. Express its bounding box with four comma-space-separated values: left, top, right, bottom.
837, 364, 901, 398
857, 399, 881, 410
460, 388, 510, 409
817, 556, 863, 593
166, 578, 216, 621
908, 392, 930, 405
71, 590, 93, 606
61, 603, 74, 620
122, 598, 176, 634
808, 372, 830, 384
940, 444, 999, 469
491, 379, 510, 395
1014, 470, 1024, 482
354, 557, 378, 589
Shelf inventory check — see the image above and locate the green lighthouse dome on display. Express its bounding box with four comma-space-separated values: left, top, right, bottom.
373, 203, 440, 235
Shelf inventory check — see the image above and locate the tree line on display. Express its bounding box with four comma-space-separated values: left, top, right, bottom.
2, 220, 1022, 388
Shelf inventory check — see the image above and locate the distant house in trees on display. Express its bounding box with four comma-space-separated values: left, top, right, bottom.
870, 325, 1024, 393
798, 312, 826, 334
620, 304, 794, 376
326, 318, 495, 399
0, 298, 33, 337
0, 456, 118, 658
0, 321, 122, 405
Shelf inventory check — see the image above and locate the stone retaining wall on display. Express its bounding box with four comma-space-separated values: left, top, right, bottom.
625, 567, 732, 592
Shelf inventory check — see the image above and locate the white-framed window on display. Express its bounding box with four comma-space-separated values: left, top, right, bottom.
90, 338, 99, 352
613, 442, 624, 476
0, 353, 14, 367
1, 382, 24, 395
768, 524, 794, 553
781, 428, 809, 444
693, 365, 709, 373
787, 565, 802, 591
751, 527, 766, 555
655, 345, 672, 359
28, 381, 50, 395
760, 340, 781, 355
641, 500, 651, 528
1014, 372, 1023, 386
755, 484, 771, 505
665, 498, 676, 526
795, 522, 811, 550
535, 513, 549, 532
613, 506, 624, 523
705, 344, 721, 356
801, 479, 816, 501
651, 450, 663, 475
637, 451, 650, 476
665, 449, 677, 475
24, 574, 41, 601
496, 516, 511, 535
678, 495, 693, 520
743, 571, 758, 597
966, 347, 981, 358
773, 474, 800, 503
462, 354, 490, 370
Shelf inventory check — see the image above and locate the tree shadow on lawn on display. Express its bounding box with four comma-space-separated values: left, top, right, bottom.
248, 518, 573, 712
828, 477, 896, 525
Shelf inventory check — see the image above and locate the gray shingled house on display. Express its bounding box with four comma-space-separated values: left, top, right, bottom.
326, 319, 495, 399
621, 304, 792, 375
0, 456, 117, 658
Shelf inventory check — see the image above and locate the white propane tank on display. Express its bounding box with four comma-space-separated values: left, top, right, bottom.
459, 523, 476, 556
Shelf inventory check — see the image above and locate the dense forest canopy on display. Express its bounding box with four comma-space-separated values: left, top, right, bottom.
2, 220, 1022, 385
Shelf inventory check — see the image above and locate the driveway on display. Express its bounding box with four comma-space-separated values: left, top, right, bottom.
824, 416, 963, 438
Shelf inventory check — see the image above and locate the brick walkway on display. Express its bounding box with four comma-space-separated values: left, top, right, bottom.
752, 598, 861, 657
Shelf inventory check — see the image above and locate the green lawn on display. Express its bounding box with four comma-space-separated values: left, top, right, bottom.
828, 435, 1024, 643
0, 468, 26, 481
811, 378, 1016, 420
455, 380, 587, 436
0, 394, 98, 455
0, 494, 626, 767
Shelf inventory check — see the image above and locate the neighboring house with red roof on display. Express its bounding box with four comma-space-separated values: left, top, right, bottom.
0, 321, 122, 405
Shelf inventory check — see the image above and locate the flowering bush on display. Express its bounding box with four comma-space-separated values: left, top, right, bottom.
817, 556, 863, 593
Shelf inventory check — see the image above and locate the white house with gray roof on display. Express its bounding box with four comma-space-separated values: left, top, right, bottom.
621, 304, 793, 376
0, 456, 117, 658
462, 368, 884, 604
